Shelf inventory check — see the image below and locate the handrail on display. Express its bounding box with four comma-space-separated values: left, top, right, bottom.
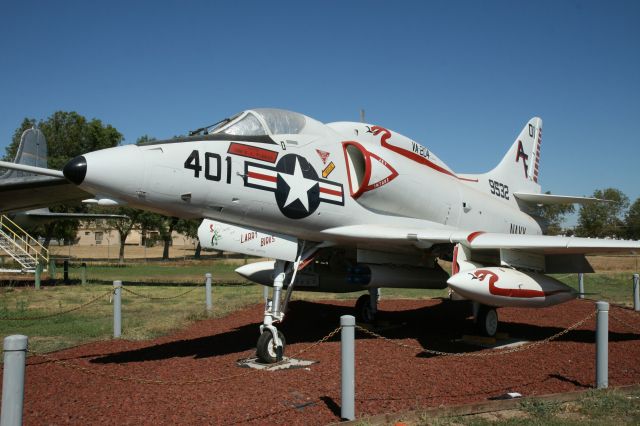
0, 215, 49, 266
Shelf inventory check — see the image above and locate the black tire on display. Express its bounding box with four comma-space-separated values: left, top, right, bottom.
476, 306, 499, 337
256, 330, 286, 364
355, 294, 375, 323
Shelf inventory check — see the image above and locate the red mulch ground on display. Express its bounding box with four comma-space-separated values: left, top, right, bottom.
13, 298, 640, 425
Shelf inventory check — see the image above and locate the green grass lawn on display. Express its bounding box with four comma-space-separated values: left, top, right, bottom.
416, 387, 640, 425
0, 281, 264, 353
62, 260, 245, 283
554, 272, 638, 307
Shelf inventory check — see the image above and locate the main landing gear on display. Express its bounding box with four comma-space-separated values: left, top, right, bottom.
473, 302, 499, 337
355, 288, 380, 323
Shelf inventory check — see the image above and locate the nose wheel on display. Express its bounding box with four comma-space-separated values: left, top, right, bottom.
257, 329, 286, 364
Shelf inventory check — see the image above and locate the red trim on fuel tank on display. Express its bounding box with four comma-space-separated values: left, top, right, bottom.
452, 245, 460, 275
466, 231, 485, 243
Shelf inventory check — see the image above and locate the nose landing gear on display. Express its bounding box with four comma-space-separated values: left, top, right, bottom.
256, 244, 319, 364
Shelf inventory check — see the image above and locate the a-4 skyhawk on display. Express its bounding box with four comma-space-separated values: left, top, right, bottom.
1, 108, 638, 363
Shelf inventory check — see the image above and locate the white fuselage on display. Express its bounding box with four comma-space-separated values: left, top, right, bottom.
77, 118, 541, 245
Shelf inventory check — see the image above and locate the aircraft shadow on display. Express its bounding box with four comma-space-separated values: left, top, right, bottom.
91, 299, 639, 365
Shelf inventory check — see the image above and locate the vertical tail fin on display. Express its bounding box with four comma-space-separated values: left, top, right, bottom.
1, 128, 48, 179
488, 117, 543, 193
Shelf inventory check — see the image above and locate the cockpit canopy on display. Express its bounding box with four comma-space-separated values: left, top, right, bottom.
212, 108, 328, 137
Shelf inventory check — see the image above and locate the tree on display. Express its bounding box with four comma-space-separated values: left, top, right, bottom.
91, 207, 146, 264
576, 188, 630, 238
529, 191, 575, 235
135, 212, 178, 260
158, 216, 179, 261
136, 134, 156, 145
625, 198, 640, 240
174, 218, 202, 258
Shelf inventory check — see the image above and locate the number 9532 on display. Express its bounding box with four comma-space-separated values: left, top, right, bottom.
488, 179, 509, 200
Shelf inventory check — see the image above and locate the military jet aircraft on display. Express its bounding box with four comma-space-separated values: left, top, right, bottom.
0, 127, 125, 225
1, 108, 638, 363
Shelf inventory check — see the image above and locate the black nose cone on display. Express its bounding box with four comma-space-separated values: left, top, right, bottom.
63, 155, 87, 185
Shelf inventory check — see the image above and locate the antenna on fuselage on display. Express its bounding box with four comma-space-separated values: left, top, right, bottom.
360, 109, 365, 123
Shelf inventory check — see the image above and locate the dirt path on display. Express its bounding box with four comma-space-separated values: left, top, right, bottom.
14, 299, 640, 425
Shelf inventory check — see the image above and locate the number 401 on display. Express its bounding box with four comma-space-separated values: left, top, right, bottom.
184, 150, 232, 184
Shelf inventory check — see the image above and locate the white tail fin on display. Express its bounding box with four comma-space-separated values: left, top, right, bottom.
1, 128, 48, 179
488, 117, 543, 193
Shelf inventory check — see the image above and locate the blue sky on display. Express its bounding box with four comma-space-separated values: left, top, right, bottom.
1, 1, 638, 215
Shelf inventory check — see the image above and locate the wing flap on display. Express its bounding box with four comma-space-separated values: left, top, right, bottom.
514, 192, 605, 205
460, 232, 640, 255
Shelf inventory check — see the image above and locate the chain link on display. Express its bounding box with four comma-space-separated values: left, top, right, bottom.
610, 309, 640, 333
28, 348, 256, 385
262, 326, 342, 370
0, 290, 112, 321
120, 285, 201, 300
26, 326, 343, 385
355, 309, 598, 357
18, 307, 604, 385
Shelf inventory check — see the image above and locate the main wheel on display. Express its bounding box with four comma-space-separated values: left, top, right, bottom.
476, 306, 499, 337
355, 294, 376, 323
256, 330, 286, 364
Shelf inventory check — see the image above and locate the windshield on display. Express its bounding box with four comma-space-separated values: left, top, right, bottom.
253, 109, 306, 135
209, 108, 326, 137
220, 113, 267, 136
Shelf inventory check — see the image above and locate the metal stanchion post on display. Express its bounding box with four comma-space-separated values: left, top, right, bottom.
81, 263, 87, 285
1, 335, 28, 426
35, 263, 42, 290
578, 273, 584, 299
341, 315, 355, 421
49, 258, 56, 280
113, 281, 122, 338
596, 301, 609, 389
63, 260, 69, 283
634, 274, 639, 312
205, 273, 212, 312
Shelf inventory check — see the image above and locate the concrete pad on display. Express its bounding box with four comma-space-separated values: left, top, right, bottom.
237, 357, 318, 371
457, 334, 530, 349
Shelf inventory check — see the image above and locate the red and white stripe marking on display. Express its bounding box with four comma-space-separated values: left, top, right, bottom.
247, 165, 277, 190
248, 164, 343, 203
533, 128, 542, 183
319, 181, 343, 203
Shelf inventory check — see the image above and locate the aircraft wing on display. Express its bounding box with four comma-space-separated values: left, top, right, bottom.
321, 225, 640, 255
513, 192, 605, 205
457, 232, 640, 255
19, 210, 127, 220
0, 160, 91, 213
0, 175, 92, 213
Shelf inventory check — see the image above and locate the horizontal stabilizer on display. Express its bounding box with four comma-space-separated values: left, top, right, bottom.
514, 192, 606, 205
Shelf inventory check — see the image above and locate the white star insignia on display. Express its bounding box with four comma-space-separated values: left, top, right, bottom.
279, 157, 318, 211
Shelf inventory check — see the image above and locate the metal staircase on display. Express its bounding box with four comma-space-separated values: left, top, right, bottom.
0, 215, 49, 273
